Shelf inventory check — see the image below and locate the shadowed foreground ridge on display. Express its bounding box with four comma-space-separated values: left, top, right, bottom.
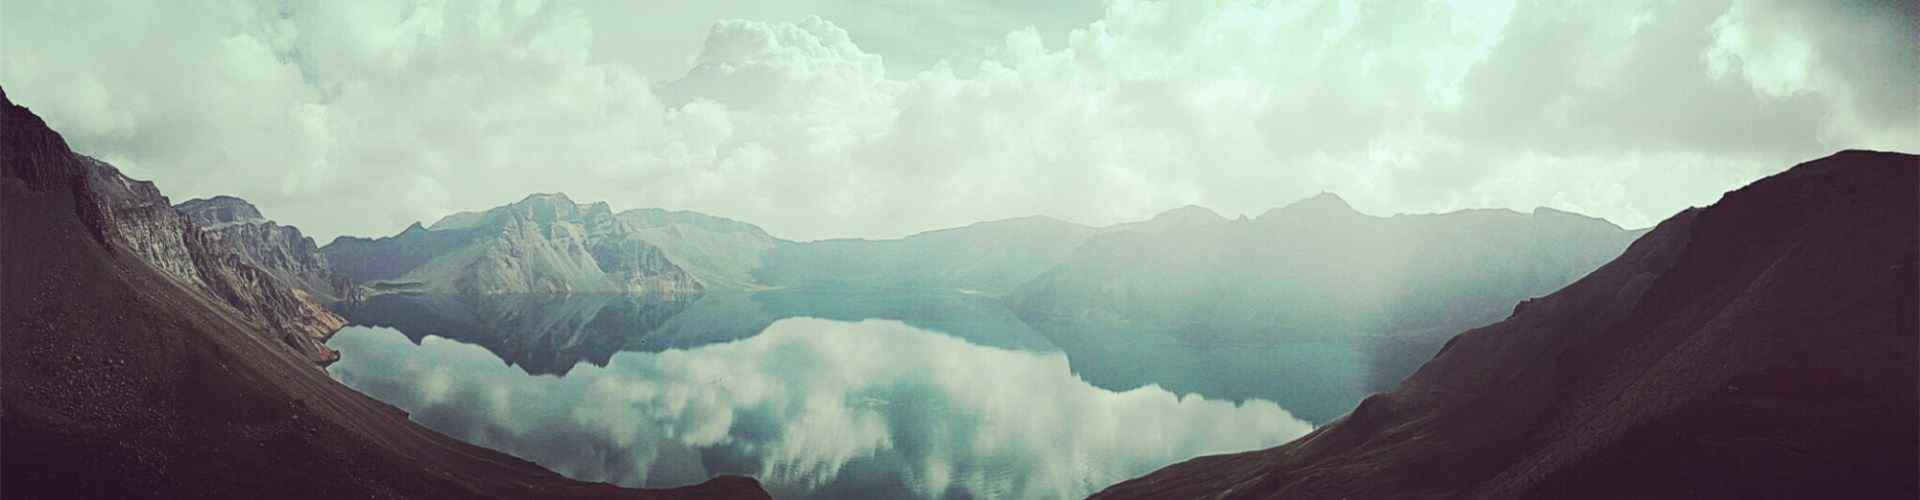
0, 87, 770, 499
1092, 150, 1919, 499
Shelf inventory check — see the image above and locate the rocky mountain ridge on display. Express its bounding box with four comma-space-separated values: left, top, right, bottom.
0, 85, 769, 499
1090, 150, 1919, 499
322, 193, 703, 297
62, 150, 346, 364
176, 196, 354, 303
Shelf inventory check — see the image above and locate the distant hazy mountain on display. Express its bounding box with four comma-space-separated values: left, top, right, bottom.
176, 195, 354, 302
615, 208, 787, 290
1013, 193, 1640, 343
1010, 193, 1643, 391
755, 215, 1100, 295
322, 194, 702, 297
1093, 151, 1918, 500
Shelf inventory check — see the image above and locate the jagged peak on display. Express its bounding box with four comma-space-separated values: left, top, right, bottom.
1283, 192, 1355, 212
427, 210, 486, 231
176, 195, 266, 226
1256, 192, 1364, 222
518, 192, 574, 203
502, 192, 591, 223
1531, 206, 1597, 220
179, 194, 252, 205
580, 200, 614, 217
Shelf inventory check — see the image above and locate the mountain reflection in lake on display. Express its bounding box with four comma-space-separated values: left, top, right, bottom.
328, 294, 1314, 499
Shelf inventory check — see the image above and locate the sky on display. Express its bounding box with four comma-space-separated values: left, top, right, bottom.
2, 0, 1914, 241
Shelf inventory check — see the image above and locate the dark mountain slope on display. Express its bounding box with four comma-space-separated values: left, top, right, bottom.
0, 88, 768, 499
13, 112, 346, 365
1090, 150, 1918, 499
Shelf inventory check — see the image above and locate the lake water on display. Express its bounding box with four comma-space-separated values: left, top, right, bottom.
326, 290, 1371, 499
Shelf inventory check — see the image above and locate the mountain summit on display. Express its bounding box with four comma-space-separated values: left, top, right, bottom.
322, 193, 702, 296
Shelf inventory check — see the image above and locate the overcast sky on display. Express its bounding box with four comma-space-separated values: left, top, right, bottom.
3, 0, 1913, 241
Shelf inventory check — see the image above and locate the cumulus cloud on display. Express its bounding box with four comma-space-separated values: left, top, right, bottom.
1, 0, 1912, 240
326, 318, 1310, 498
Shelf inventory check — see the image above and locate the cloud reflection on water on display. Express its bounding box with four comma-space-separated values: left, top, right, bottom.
329, 317, 1312, 499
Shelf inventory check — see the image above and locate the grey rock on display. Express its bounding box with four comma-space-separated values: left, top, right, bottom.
79, 162, 346, 365
323, 193, 703, 297
176, 196, 354, 303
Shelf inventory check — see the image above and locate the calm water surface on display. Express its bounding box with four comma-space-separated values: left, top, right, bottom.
326, 291, 1340, 499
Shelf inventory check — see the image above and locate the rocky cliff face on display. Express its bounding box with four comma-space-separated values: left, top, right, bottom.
1091, 150, 1918, 499
2, 87, 342, 365
175, 195, 263, 226
322, 194, 702, 297
176, 196, 354, 303
71, 159, 346, 365
75, 157, 205, 285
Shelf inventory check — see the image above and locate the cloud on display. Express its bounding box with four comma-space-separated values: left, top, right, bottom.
2, 0, 1912, 240
326, 318, 1311, 498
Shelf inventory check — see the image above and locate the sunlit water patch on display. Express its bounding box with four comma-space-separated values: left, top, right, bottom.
327, 317, 1312, 499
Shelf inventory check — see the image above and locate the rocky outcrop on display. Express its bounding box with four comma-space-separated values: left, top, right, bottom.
1091, 151, 1918, 499
322, 194, 702, 297
174, 195, 263, 227
1, 85, 769, 499
73, 161, 346, 365
176, 196, 355, 303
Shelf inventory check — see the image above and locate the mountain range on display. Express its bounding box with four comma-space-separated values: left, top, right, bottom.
322, 194, 706, 296
1091, 150, 1918, 499
1011, 193, 1646, 401
6, 77, 1912, 499
304, 173, 1647, 421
